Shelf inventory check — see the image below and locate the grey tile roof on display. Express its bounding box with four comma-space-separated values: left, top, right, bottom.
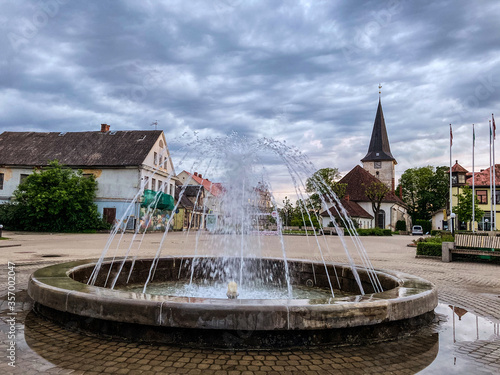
0, 130, 163, 167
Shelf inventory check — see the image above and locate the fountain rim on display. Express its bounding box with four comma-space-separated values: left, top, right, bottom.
28, 256, 438, 332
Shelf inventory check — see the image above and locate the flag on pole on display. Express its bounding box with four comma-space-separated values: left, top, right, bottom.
493, 113, 496, 140
450, 124, 453, 146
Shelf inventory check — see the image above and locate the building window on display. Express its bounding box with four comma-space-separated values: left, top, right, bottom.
476, 190, 487, 204
458, 174, 465, 184
152, 178, 156, 191
0, 173, 3, 190
154, 152, 158, 165
495, 190, 500, 204
159, 140, 163, 149
164, 158, 168, 170
20, 174, 29, 184
159, 156, 163, 168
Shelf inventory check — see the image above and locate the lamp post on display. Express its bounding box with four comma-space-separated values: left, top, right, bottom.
450, 213, 456, 234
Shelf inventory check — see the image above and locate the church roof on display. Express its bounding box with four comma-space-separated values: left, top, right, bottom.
361, 99, 396, 163
339, 165, 405, 204
320, 199, 373, 219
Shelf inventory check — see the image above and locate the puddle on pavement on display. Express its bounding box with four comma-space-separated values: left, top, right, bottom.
2, 300, 499, 374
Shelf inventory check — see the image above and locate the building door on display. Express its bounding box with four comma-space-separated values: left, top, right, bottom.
103, 207, 116, 225
377, 210, 386, 229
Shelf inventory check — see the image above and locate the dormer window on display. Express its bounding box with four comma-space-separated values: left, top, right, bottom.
458, 175, 465, 184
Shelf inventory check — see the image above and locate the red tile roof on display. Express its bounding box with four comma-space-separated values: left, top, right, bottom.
320, 199, 373, 219
182, 171, 224, 196
338, 165, 405, 204
467, 164, 500, 187
448, 161, 469, 174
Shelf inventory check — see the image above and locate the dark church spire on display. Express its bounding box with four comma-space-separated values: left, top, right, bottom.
361, 97, 396, 162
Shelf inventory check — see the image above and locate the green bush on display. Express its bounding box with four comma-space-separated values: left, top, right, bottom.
0, 161, 110, 232
396, 220, 406, 231
417, 242, 442, 256
356, 228, 392, 236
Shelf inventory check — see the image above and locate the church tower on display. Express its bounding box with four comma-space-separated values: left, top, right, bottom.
361, 93, 397, 191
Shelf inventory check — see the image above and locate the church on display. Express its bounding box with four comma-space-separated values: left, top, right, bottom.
321, 97, 410, 231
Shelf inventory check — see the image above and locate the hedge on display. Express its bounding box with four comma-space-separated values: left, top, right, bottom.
416, 242, 442, 256
356, 228, 392, 236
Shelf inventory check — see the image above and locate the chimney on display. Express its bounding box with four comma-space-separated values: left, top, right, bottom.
101, 124, 110, 133
345, 194, 350, 202
194, 172, 198, 176
199, 174, 202, 179
399, 184, 403, 199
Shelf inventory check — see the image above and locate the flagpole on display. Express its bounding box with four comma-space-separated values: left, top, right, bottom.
472, 124, 475, 232
449, 124, 453, 231
490, 120, 493, 231
493, 114, 496, 231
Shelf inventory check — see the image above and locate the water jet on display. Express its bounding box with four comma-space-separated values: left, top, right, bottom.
28, 134, 437, 348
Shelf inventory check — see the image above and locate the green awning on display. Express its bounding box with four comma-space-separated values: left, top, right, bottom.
141, 190, 175, 210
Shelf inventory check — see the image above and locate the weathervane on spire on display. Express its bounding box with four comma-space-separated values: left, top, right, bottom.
378, 83, 382, 98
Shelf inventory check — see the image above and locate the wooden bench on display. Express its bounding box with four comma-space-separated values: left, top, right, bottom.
442, 234, 500, 262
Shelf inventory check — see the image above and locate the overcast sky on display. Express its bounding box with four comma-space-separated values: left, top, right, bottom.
1, 0, 499, 201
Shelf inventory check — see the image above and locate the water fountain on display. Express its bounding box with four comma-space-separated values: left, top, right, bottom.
28, 134, 437, 348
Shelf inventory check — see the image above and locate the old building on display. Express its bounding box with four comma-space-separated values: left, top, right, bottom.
321, 98, 410, 230
176, 171, 224, 217
0, 124, 176, 228
447, 161, 500, 231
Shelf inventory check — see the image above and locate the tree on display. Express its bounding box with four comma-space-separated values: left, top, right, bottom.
292, 199, 319, 228
400, 166, 449, 221
454, 185, 484, 228
280, 196, 294, 227
305, 168, 346, 213
2, 161, 107, 232
364, 181, 390, 228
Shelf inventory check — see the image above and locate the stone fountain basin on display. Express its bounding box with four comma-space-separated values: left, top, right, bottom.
28, 257, 438, 348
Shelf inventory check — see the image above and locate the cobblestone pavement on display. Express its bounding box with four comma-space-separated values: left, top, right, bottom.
0, 233, 499, 374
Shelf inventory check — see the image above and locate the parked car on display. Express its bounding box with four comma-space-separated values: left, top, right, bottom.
412, 225, 423, 236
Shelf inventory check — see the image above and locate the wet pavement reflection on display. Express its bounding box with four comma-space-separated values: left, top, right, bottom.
1, 264, 499, 374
